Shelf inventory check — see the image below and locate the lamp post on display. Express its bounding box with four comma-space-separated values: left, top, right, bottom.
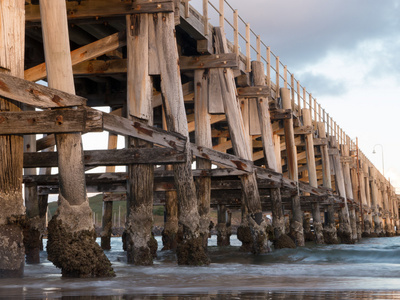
373, 144, 384, 177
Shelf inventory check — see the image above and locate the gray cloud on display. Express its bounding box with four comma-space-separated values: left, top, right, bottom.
295, 71, 349, 97
223, 0, 400, 69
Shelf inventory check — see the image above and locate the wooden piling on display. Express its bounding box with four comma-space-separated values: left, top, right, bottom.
302, 108, 324, 244
281, 88, 304, 246
0, 0, 25, 278
214, 28, 270, 254
316, 122, 338, 243
369, 167, 383, 235
251, 61, 288, 245
153, 12, 209, 265
40, 0, 114, 277
329, 136, 353, 244
342, 143, 358, 241
216, 205, 230, 246
194, 69, 212, 248
101, 130, 118, 251
124, 13, 156, 265
23, 132, 42, 264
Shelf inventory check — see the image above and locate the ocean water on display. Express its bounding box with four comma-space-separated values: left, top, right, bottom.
2, 235, 400, 299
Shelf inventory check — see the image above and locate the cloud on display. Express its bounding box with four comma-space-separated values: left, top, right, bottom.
222, 0, 400, 69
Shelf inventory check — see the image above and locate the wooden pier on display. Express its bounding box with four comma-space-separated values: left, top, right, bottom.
0, 0, 398, 277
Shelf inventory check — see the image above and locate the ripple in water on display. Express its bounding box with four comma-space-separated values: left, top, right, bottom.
2, 235, 400, 299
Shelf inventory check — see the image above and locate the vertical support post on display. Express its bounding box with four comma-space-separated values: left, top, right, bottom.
0, 0, 25, 277
252, 61, 292, 247
23, 133, 42, 264
216, 205, 230, 246
281, 88, 304, 246
101, 128, 118, 251
342, 141, 358, 241
303, 109, 324, 244
370, 167, 383, 236
194, 69, 212, 248
214, 27, 269, 254
125, 13, 156, 265
329, 136, 354, 244
153, 12, 209, 265
40, 0, 114, 277
317, 122, 338, 244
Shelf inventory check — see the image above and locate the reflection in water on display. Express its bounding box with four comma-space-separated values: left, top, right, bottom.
1, 236, 400, 299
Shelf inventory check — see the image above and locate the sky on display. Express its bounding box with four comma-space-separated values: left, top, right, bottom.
198, 0, 400, 191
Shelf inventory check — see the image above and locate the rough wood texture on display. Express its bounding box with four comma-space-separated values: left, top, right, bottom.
153, 12, 209, 265
214, 27, 269, 254
251, 61, 286, 242
101, 131, 118, 251
329, 136, 353, 244
180, 53, 238, 70
40, 0, 114, 278
281, 87, 304, 247
194, 69, 212, 247
0, 109, 102, 135
302, 108, 323, 244
25, 31, 126, 82
0, 0, 26, 278
24, 148, 184, 168
125, 13, 155, 266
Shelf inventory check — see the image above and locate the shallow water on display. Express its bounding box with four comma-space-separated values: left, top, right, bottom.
2, 236, 400, 299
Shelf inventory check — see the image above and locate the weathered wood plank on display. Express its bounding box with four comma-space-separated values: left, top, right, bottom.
237, 86, 270, 98
25, 31, 126, 82
103, 112, 187, 150
0, 73, 86, 108
23, 148, 185, 168
0, 109, 102, 134
25, 0, 174, 23
180, 53, 238, 70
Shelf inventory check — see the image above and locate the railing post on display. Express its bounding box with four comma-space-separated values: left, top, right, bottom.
219, 0, 224, 28
266, 46, 271, 88
203, 0, 208, 36
275, 56, 280, 98
233, 9, 239, 54
283, 65, 287, 89
245, 23, 251, 72
256, 35, 261, 62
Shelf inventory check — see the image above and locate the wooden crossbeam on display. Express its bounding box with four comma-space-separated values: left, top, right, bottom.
0, 109, 101, 134
72, 53, 238, 77
179, 53, 238, 70
237, 86, 270, 98
25, 0, 174, 23
0, 73, 86, 108
23, 148, 185, 168
25, 31, 127, 82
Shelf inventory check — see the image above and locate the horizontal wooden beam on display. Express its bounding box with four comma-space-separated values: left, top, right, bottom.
25, 31, 127, 82
0, 73, 86, 108
237, 86, 270, 98
25, 0, 174, 23
73, 54, 238, 77
270, 109, 292, 121
179, 53, 238, 70
24, 148, 185, 168
0, 109, 101, 135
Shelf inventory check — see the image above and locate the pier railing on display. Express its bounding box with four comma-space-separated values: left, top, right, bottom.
186, 0, 388, 185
